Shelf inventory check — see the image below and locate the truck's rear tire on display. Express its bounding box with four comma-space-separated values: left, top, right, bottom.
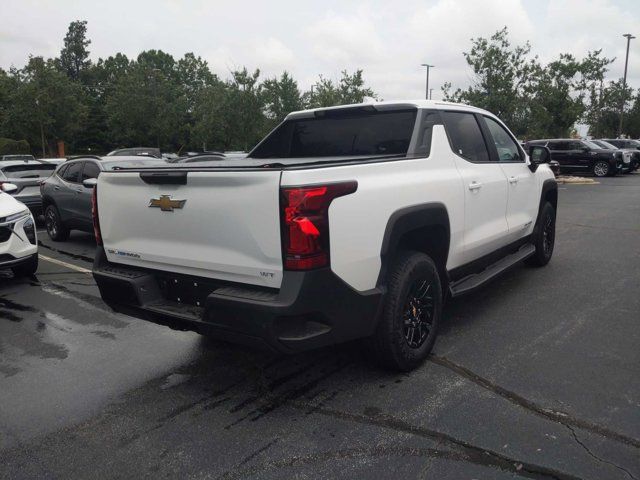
368, 251, 442, 372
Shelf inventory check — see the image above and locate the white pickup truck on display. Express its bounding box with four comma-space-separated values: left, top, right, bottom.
92, 101, 557, 371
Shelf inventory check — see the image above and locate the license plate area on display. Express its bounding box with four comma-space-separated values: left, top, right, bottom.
156, 274, 218, 308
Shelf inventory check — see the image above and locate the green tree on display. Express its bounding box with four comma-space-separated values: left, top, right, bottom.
304, 70, 376, 108
442, 27, 537, 136
58, 20, 91, 81
261, 71, 302, 127
5, 57, 87, 155
105, 51, 188, 150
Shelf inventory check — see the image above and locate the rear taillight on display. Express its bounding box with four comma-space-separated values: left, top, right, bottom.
280, 181, 357, 270
91, 185, 102, 246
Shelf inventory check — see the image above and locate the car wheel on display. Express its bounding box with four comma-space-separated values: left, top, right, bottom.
592, 160, 611, 177
45, 205, 70, 241
525, 202, 555, 267
11, 254, 38, 277
368, 251, 442, 371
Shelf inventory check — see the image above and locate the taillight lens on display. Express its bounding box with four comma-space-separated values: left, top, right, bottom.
91, 185, 102, 246
280, 181, 357, 270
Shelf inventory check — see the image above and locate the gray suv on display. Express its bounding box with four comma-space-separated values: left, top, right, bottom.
40, 156, 165, 241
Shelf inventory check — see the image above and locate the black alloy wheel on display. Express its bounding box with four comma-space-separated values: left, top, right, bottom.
403, 278, 435, 349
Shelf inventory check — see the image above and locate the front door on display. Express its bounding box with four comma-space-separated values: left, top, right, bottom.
482, 116, 538, 242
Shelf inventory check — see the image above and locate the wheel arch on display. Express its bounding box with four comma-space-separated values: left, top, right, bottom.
539, 178, 558, 218
378, 203, 451, 291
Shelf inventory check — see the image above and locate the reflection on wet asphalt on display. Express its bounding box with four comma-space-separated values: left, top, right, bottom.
1, 178, 640, 480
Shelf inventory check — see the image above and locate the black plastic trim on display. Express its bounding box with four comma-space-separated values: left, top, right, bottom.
377, 202, 450, 287
140, 172, 188, 185
93, 247, 382, 354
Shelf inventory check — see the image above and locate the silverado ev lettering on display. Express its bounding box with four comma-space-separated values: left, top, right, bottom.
91, 101, 557, 371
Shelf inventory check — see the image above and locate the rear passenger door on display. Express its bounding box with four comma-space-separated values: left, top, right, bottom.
57, 160, 84, 223
548, 141, 571, 169
481, 116, 537, 241
441, 111, 509, 263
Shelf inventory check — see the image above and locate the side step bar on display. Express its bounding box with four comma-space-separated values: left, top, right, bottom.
449, 244, 535, 298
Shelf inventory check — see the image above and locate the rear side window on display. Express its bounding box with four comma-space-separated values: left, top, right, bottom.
0, 164, 56, 178
441, 111, 490, 163
62, 162, 83, 183
550, 141, 568, 151
250, 108, 417, 159
81, 162, 100, 181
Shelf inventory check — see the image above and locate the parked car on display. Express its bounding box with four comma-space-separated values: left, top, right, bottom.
598, 139, 640, 171
0, 185, 38, 277
40, 156, 165, 241
527, 139, 622, 177
0, 159, 60, 215
590, 140, 637, 173
106, 147, 161, 158
91, 100, 557, 371
1, 154, 36, 162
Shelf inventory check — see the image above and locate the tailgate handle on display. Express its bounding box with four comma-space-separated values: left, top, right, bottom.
140, 172, 188, 185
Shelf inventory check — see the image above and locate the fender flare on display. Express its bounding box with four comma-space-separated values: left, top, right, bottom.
536, 179, 558, 226
377, 202, 451, 287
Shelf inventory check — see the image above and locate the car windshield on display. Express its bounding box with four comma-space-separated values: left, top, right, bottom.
592, 140, 617, 149
583, 140, 603, 149
2, 155, 35, 161
1, 164, 56, 178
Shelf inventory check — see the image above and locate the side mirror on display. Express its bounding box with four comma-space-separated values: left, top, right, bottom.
1, 183, 18, 194
527, 145, 551, 172
83, 178, 98, 189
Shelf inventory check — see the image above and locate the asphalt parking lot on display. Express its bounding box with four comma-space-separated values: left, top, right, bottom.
1, 174, 639, 479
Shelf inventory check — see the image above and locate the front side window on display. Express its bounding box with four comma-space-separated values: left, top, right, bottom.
62, 161, 83, 183
484, 117, 522, 162
81, 162, 100, 181
250, 108, 417, 159
441, 111, 490, 163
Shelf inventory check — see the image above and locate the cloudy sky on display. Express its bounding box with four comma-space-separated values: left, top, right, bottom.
1, 0, 638, 100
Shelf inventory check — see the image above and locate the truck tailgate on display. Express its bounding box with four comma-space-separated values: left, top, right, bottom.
97, 170, 283, 289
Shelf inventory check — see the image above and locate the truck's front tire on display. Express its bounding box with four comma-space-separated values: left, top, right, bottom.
369, 251, 442, 372
525, 202, 555, 267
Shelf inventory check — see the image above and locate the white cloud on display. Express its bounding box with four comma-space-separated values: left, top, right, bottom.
0, 0, 638, 96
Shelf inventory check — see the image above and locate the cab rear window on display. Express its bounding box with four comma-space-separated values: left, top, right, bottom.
250, 108, 417, 159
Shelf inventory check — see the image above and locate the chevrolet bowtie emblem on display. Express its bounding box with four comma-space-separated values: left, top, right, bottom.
149, 195, 186, 212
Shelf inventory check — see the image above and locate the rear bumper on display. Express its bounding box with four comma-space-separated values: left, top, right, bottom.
93, 248, 382, 353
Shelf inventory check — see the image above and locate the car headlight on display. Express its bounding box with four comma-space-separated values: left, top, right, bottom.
2, 209, 30, 223
23, 217, 36, 244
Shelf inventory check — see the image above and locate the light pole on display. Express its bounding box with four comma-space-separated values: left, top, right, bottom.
618, 33, 635, 137
421, 64, 434, 100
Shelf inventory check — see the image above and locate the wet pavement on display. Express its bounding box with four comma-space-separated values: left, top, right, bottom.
1, 175, 639, 479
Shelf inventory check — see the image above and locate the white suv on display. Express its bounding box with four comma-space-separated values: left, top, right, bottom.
91, 100, 557, 371
0, 184, 38, 277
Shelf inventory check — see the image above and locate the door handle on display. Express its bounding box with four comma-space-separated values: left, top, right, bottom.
509, 176, 519, 184
54, 186, 60, 191
468, 182, 482, 191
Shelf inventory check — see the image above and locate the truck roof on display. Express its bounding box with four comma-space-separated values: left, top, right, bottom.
286, 99, 491, 120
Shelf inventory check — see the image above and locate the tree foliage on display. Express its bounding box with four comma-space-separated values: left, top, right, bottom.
443, 27, 635, 139
0, 20, 378, 156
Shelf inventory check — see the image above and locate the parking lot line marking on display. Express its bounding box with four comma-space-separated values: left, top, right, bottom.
39, 254, 92, 274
